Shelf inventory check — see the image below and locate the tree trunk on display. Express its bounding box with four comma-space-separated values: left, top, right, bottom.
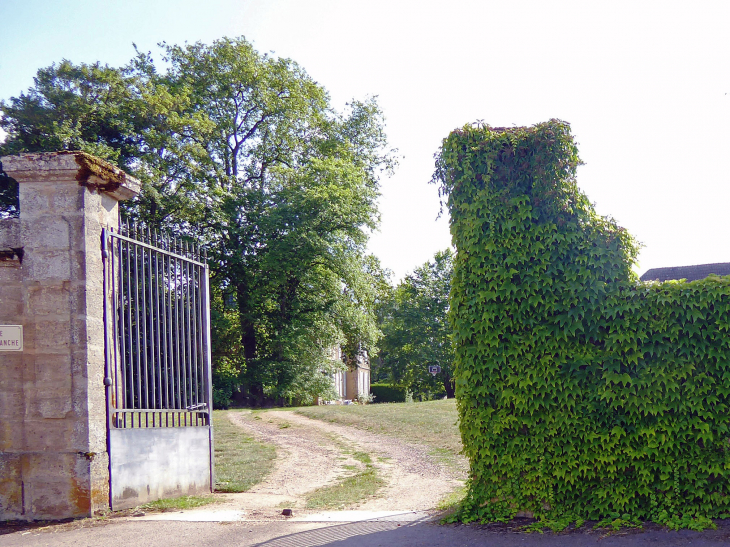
443, 374, 455, 398
237, 284, 257, 361
237, 283, 265, 406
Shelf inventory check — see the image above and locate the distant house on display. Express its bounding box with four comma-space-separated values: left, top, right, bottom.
640, 262, 730, 282
328, 345, 371, 403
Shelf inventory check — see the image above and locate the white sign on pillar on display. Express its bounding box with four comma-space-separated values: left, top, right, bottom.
0, 325, 23, 351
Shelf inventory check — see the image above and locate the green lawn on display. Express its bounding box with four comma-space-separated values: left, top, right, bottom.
213, 410, 277, 492
304, 450, 385, 510
140, 495, 221, 512
294, 399, 463, 464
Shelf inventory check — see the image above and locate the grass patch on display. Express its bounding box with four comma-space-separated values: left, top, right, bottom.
303, 439, 384, 510
437, 486, 467, 519
294, 399, 463, 468
305, 466, 384, 510
213, 410, 277, 493
351, 451, 372, 464
140, 495, 219, 512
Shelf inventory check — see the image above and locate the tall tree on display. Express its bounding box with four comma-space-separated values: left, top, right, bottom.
376, 249, 455, 398
0, 60, 145, 167
1, 37, 396, 405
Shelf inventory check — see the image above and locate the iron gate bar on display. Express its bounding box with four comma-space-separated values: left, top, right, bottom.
175, 245, 184, 409
111, 232, 121, 411
187, 244, 194, 406
154, 230, 163, 410
146, 230, 154, 424
196, 266, 204, 406
192, 258, 200, 405
185, 243, 192, 407
102, 224, 212, 430
118, 233, 126, 408
140, 227, 149, 410
109, 229, 207, 268
102, 230, 112, 433
167, 241, 177, 410
180, 241, 186, 406
133, 231, 142, 409
157, 232, 167, 409
200, 244, 214, 490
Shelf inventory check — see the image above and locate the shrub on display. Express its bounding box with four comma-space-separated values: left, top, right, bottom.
434, 119, 730, 529
370, 383, 407, 403
357, 393, 376, 404
212, 357, 241, 409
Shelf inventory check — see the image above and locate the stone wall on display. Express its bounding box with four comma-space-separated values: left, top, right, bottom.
0, 152, 139, 520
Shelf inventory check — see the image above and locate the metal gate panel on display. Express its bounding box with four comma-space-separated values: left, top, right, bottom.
109, 427, 211, 509
102, 224, 214, 510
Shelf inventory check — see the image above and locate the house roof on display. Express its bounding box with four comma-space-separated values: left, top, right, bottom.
640, 262, 730, 282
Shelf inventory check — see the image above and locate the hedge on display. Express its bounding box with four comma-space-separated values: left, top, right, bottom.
434, 119, 730, 530
371, 383, 408, 403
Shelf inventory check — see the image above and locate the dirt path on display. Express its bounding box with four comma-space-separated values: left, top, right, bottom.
215, 409, 467, 518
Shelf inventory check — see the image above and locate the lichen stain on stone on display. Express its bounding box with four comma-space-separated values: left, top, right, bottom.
70, 475, 92, 516
0, 420, 14, 450
0, 457, 22, 515
91, 483, 109, 509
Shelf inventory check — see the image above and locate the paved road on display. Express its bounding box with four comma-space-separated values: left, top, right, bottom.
3, 515, 730, 546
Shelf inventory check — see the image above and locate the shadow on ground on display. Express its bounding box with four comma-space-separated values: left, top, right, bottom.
5, 516, 730, 546
252, 518, 730, 547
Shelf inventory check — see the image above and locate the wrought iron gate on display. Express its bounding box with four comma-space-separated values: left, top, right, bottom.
102, 223, 213, 509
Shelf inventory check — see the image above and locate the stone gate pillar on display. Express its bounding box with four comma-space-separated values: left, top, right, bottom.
0, 152, 139, 520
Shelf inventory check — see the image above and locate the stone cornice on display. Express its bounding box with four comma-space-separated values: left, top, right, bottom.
1, 151, 140, 201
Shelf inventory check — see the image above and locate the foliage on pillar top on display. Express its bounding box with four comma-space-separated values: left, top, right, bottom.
434, 119, 730, 530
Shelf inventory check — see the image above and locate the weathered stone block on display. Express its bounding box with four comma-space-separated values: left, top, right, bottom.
84, 251, 104, 280
71, 418, 90, 449
23, 250, 71, 281
0, 292, 22, 322
0, 406, 24, 450
70, 250, 89, 282
27, 285, 71, 317
50, 186, 84, 213
3, 151, 81, 176
24, 477, 87, 519
0, 263, 22, 285
38, 397, 74, 419
23, 419, 75, 451
0, 380, 23, 407
0, 355, 25, 386
90, 452, 110, 512
84, 317, 105, 347
70, 348, 89, 377
18, 324, 35, 355
0, 283, 22, 304
34, 319, 71, 351
22, 452, 77, 480
17, 183, 51, 216
33, 353, 73, 385
21, 216, 72, 251
25, 384, 74, 419
0, 218, 21, 246
0, 454, 23, 518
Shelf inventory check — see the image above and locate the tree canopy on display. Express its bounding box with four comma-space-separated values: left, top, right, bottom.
375, 249, 455, 398
1, 37, 397, 405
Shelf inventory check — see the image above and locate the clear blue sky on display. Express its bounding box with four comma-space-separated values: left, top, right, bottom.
2, 0, 729, 280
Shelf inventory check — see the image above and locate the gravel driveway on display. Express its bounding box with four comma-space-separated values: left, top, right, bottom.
218, 409, 467, 517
